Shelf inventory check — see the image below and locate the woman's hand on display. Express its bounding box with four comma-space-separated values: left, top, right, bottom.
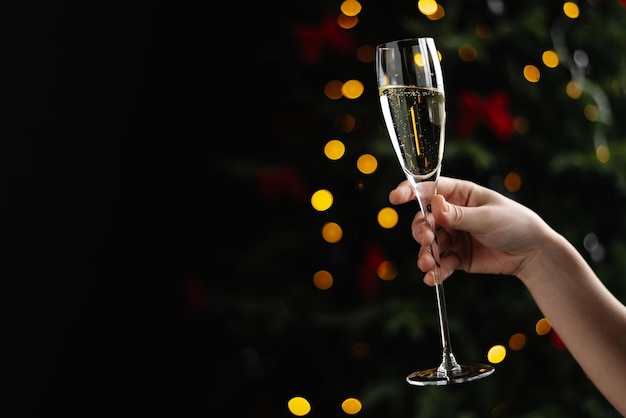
389, 176, 549, 285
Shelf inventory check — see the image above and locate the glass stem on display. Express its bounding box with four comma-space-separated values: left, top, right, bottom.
424, 204, 461, 373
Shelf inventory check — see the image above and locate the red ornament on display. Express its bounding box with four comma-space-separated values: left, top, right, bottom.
550, 330, 566, 350
455, 90, 515, 140
293, 16, 356, 64
358, 241, 386, 302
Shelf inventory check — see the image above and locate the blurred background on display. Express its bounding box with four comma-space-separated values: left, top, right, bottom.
4, 0, 626, 417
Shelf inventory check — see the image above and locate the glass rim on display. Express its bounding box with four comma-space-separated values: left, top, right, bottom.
376, 37, 435, 49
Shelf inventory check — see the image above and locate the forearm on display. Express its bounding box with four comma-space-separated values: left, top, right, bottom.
519, 230, 626, 416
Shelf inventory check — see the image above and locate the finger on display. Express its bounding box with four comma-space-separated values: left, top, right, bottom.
389, 180, 416, 205
412, 217, 435, 247
435, 226, 452, 256
421, 251, 461, 286
417, 245, 436, 273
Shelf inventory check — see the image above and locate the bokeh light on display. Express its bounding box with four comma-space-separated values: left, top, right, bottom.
523, 65, 540, 82
535, 317, 552, 335
357, 153, 378, 174
565, 81, 583, 99
313, 270, 334, 290
563, 1, 580, 18
377, 207, 399, 229
458, 44, 478, 62
287, 396, 311, 416
342, 79, 364, 99
426, 3, 445, 20
596, 144, 610, 163
322, 222, 343, 243
341, 398, 362, 415
504, 171, 522, 193
413, 53, 425, 67
324, 80, 344, 100
341, 0, 362, 16
417, 0, 438, 15
508, 333, 527, 351
584, 104, 599, 121
356, 44, 375, 63
334, 113, 357, 133
377, 260, 397, 280
487, 344, 507, 364
541, 50, 559, 68
311, 189, 334, 211
324, 139, 346, 160
337, 14, 358, 29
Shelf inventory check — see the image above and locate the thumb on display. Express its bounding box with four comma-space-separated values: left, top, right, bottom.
431, 194, 468, 231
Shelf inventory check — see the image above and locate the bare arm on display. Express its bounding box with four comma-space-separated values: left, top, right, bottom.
390, 176, 626, 416
519, 230, 626, 417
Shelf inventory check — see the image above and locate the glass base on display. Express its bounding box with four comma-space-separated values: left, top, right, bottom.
406, 363, 494, 386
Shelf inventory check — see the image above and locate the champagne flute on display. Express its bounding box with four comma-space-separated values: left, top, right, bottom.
376, 37, 494, 385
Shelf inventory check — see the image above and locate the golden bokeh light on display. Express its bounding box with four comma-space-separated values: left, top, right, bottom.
357, 44, 375, 63
417, 0, 438, 15
413, 53, 425, 67
542, 50, 559, 68
335, 113, 357, 133
287, 396, 311, 416
324, 139, 346, 160
523, 65, 540, 82
584, 104, 599, 121
504, 171, 522, 193
596, 144, 610, 163
426, 3, 445, 20
322, 222, 343, 243
311, 189, 333, 212
508, 333, 527, 351
377, 207, 399, 229
458, 44, 478, 62
341, 398, 363, 415
324, 80, 344, 100
563, 1, 580, 18
566, 81, 583, 99
376, 260, 397, 280
337, 14, 359, 29
342, 79, 365, 99
357, 153, 378, 174
313, 270, 334, 290
535, 317, 552, 335
487, 344, 507, 364
341, 0, 362, 16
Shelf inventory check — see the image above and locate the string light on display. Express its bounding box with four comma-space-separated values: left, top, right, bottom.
322, 222, 343, 243
311, 189, 333, 211
341, 398, 363, 414
287, 397, 312, 416
324, 139, 346, 160
313, 270, 334, 290
356, 153, 377, 174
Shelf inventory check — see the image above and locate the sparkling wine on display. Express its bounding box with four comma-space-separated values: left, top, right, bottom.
379, 86, 445, 183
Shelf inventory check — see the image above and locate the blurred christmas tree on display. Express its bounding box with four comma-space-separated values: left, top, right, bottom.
209, 0, 626, 417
